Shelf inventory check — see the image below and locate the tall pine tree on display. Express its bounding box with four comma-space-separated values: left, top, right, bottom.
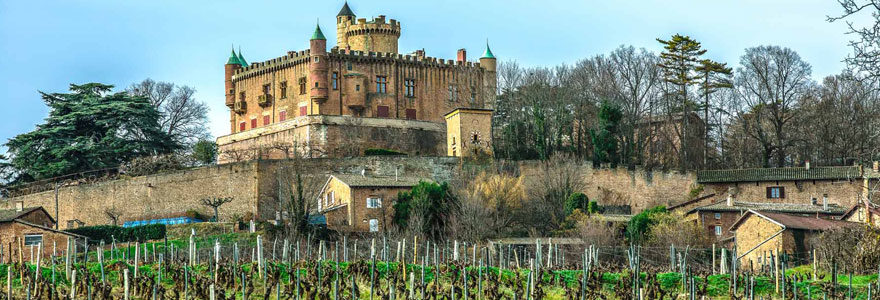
656, 34, 707, 170
695, 59, 733, 165
6, 83, 178, 181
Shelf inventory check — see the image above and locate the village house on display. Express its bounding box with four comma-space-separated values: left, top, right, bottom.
841, 201, 880, 226
0, 203, 85, 262
686, 199, 846, 244
317, 173, 427, 233
730, 210, 855, 270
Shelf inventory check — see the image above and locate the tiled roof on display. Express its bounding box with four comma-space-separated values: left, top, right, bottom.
696, 166, 861, 183
732, 210, 856, 231
690, 200, 847, 215
337, 2, 355, 17
0, 207, 47, 222
333, 174, 427, 188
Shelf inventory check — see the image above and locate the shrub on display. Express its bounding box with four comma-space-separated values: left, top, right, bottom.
364, 148, 407, 156
626, 205, 666, 243
564, 193, 588, 216
66, 224, 166, 243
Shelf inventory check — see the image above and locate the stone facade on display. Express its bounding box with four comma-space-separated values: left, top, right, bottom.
703, 180, 863, 209
0, 207, 85, 262
318, 174, 419, 233
220, 3, 496, 158
445, 108, 493, 157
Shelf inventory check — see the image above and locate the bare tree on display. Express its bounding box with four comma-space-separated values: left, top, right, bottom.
829, 0, 880, 80
734, 45, 813, 167
104, 207, 122, 226
128, 79, 210, 147
523, 154, 586, 234
276, 143, 325, 240
200, 197, 233, 221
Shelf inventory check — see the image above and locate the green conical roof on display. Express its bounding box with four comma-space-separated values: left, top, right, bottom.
337, 2, 355, 17
311, 23, 326, 40
481, 41, 495, 59
226, 47, 241, 65
237, 48, 248, 67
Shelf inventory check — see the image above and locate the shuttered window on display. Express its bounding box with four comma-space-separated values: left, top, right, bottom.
766, 186, 784, 199
405, 109, 416, 120
377, 106, 390, 118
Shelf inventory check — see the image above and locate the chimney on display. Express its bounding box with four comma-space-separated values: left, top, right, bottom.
823, 194, 828, 211
457, 48, 467, 63
726, 194, 733, 207
360, 168, 366, 178
805, 160, 810, 170
14, 201, 23, 212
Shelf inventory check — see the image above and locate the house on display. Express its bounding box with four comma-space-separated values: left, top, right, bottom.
696, 165, 872, 210
730, 210, 855, 270
841, 201, 880, 226
317, 173, 427, 233
0, 203, 86, 262
686, 199, 847, 244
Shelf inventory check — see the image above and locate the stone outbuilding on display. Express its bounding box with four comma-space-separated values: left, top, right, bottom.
0, 204, 86, 262
841, 201, 880, 226
730, 209, 855, 270
317, 173, 428, 233
686, 200, 847, 244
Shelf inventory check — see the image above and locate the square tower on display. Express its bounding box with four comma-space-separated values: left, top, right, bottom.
444, 108, 494, 157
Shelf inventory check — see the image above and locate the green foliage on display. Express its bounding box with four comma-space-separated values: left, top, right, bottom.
564, 192, 588, 216
625, 205, 667, 243
5, 83, 178, 181
66, 224, 166, 243
587, 200, 599, 214
392, 181, 457, 240
191, 140, 218, 165
590, 101, 622, 166
688, 184, 705, 199
364, 148, 407, 156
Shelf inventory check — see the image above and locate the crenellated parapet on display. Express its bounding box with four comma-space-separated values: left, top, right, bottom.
337, 15, 401, 54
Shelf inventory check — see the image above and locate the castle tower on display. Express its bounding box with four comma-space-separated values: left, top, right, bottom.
225, 47, 243, 132
444, 108, 494, 158
225, 47, 242, 108
237, 47, 248, 67
479, 42, 497, 109
336, 2, 356, 50
310, 23, 329, 105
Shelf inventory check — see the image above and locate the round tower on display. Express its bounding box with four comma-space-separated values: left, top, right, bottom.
336, 2, 355, 50
479, 42, 497, 108
343, 15, 401, 54
225, 47, 242, 109
310, 23, 329, 104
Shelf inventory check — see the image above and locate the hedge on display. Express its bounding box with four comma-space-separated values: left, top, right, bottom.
65, 224, 166, 243
364, 148, 407, 156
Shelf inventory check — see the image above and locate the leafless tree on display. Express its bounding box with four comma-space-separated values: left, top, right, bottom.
733, 45, 813, 167
523, 154, 585, 235
829, 0, 880, 80
276, 144, 325, 240
128, 79, 210, 147
104, 208, 122, 226
200, 197, 233, 221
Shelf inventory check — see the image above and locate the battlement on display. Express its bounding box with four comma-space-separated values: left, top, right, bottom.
328, 48, 483, 69
232, 49, 312, 81
344, 15, 401, 37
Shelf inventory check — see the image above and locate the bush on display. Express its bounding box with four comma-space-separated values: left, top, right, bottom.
626, 205, 666, 243
364, 148, 407, 156
66, 224, 166, 243
564, 193, 588, 216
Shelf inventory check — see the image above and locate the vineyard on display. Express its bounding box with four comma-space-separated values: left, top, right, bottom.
2, 232, 880, 299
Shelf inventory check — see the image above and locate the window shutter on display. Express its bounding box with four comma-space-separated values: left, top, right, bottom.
405, 109, 416, 120
377, 106, 390, 118
300, 106, 307, 116
766, 187, 771, 198
780, 187, 785, 199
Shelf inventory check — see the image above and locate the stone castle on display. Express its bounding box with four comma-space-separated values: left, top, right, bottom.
217, 3, 496, 161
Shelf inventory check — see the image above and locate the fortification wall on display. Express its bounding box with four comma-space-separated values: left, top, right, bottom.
517, 161, 699, 213
4, 157, 458, 228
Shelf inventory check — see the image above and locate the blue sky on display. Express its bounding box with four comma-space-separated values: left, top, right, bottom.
0, 0, 859, 145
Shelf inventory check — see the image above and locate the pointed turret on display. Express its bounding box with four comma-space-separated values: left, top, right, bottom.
226, 47, 241, 65
337, 1, 355, 17
237, 48, 248, 67
311, 23, 326, 40
481, 41, 495, 59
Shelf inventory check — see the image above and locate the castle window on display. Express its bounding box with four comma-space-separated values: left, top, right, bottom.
356, 84, 360, 91
376, 76, 387, 93
448, 85, 458, 102
332, 72, 338, 90
314, 57, 319, 63
299, 77, 307, 95
239, 122, 246, 132
279, 110, 287, 121
299, 106, 307, 117
239, 91, 246, 102
280, 81, 288, 99
263, 115, 270, 126
251, 118, 257, 128
347, 62, 352, 70
404, 79, 415, 97
405, 108, 416, 120
377, 105, 390, 118
262, 84, 270, 95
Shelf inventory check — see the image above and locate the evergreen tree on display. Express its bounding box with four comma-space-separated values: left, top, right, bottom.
695, 59, 733, 165
5, 83, 178, 181
656, 34, 707, 170
191, 139, 218, 165
590, 101, 622, 166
